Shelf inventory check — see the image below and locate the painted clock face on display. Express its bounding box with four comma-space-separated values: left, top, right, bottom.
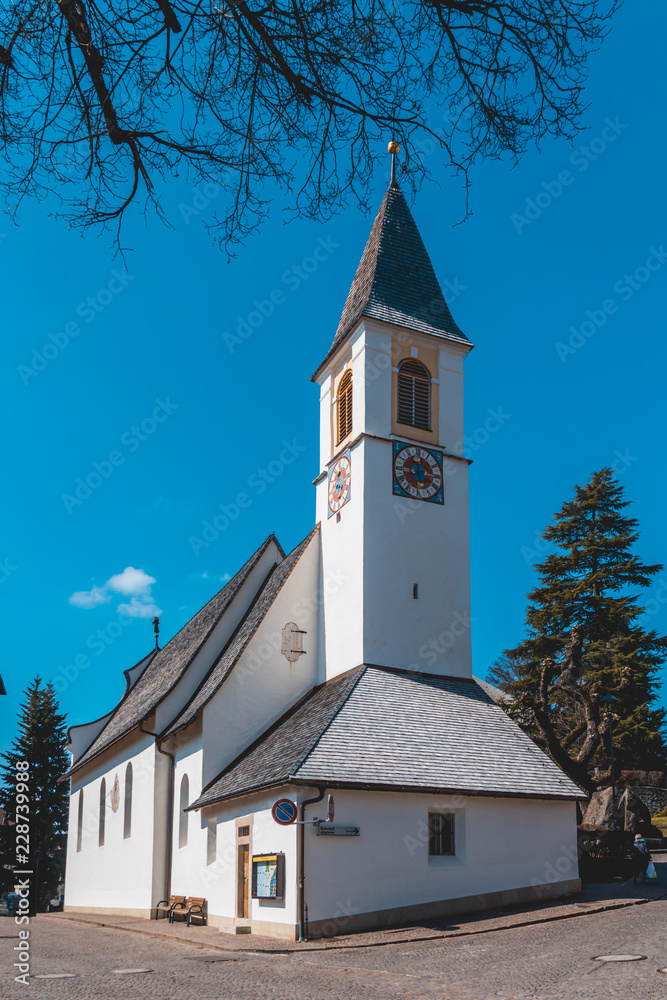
328, 451, 351, 516
392, 442, 444, 504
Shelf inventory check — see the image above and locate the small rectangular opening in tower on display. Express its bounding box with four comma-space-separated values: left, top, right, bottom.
413, 583, 419, 599
336, 511, 341, 523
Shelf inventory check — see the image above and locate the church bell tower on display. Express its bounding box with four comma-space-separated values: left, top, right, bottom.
313, 148, 475, 682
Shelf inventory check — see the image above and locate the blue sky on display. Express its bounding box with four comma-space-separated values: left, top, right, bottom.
2, 3, 666, 753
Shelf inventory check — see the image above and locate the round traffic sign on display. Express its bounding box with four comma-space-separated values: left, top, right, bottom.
272, 798, 298, 825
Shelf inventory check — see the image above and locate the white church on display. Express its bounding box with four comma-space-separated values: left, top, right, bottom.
64, 167, 585, 939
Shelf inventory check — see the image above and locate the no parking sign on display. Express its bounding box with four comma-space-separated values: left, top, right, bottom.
271, 798, 298, 825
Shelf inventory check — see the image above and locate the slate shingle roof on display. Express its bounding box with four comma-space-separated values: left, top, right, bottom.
161, 526, 319, 741
68, 534, 282, 773
190, 666, 585, 809
312, 183, 469, 380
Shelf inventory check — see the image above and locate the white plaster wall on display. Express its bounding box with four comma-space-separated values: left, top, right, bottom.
362, 433, 472, 676
186, 788, 298, 928
317, 433, 365, 679
65, 730, 168, 912
316, 319, 473, 679
304, 790, 579, 924
201, 531, 322, 786
170, 735, 207, 899
155, 539, 282, 734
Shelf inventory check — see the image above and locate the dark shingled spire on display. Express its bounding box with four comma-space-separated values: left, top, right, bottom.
313, 183, 469, 379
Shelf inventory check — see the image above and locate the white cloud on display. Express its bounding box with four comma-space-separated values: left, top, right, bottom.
201, 572, 208, 579
69, 586, 112, 609
106, 566, 156, 597
220, 573, 231, 583
69, 565, 160, 618
117, 598, 163, 619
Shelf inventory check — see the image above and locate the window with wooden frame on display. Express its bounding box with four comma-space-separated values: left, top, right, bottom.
397, 359, 431, 430
428, 812, 455, 856
337, 370, 353, 443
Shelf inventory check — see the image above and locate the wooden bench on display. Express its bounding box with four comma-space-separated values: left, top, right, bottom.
154, 894, 186, 921
171, 896, 207, 926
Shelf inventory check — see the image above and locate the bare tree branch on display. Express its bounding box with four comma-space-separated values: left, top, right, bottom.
0, 1, 619, 248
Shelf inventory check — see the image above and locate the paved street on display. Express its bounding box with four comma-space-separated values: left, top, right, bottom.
2, 895, 667, 1000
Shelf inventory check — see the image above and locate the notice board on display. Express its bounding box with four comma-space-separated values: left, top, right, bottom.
252, 853, 285, 900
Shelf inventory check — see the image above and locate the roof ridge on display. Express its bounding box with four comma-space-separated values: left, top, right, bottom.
160, 524, 320, 740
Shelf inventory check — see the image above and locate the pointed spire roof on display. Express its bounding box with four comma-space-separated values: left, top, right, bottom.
313, 182, 469, 379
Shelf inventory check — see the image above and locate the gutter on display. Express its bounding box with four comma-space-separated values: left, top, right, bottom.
297, 786, 325, 941
139, 721, 175, 902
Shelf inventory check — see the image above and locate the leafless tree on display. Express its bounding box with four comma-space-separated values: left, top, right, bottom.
0, 1, 618, 247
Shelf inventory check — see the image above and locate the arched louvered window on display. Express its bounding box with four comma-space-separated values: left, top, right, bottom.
397, 359, 431, 430
99, 778, 106, 847
123, 763, 133, 839
179, 775, 189, 848
337, 370, 353, 443
76, 789, 84, 852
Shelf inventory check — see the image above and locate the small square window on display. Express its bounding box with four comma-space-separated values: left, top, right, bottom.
429, 813, 455, 856
237, 825, 250, 838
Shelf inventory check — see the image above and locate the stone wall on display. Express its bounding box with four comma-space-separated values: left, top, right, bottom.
633, 786, 667, 817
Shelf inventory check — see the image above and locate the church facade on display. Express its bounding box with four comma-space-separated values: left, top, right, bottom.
64, 177, 585, 940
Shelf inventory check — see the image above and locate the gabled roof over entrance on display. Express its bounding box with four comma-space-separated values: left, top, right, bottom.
312, 183, 469, 380
189, 666, 585, 809
67, 534, 284, 774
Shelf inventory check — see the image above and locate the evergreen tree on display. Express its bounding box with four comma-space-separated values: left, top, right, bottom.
0, 678, 69, 910
491, 469, 667, 791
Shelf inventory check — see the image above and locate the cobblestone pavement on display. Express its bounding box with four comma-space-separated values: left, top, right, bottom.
2, 896, 667, 1000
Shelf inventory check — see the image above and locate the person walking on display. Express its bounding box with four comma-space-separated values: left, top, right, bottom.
632, 833, 652, 884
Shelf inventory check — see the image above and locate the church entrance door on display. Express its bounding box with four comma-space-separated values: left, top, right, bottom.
237, 844, 250, 918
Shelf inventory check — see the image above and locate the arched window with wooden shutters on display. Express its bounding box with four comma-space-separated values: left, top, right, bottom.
397, 359, 431, 430
337, 370, 353, 443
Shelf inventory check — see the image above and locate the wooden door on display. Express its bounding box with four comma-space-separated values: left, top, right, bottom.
237, 844, 250, 918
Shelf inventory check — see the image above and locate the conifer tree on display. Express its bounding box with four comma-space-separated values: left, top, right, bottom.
0, 679, 69, 910
491, 469, 667, 791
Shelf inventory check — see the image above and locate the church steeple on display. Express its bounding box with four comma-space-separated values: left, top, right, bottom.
313, 179, 469, 381
314, 162, 474, 683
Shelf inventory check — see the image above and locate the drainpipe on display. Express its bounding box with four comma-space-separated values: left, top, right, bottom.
297, 786, 325, 941
140, 721, 175, 903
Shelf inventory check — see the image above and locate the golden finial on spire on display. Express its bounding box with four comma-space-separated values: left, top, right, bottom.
388, 140, 400, 186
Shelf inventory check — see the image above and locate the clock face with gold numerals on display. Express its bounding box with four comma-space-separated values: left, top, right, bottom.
328, 451, 351, 516
392, 442, 444, 504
